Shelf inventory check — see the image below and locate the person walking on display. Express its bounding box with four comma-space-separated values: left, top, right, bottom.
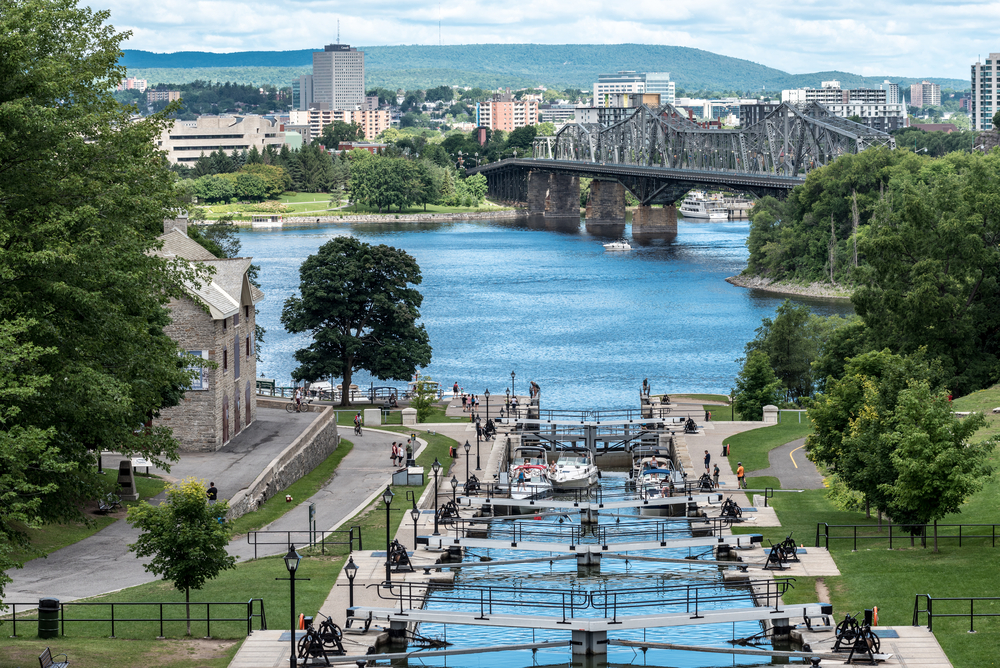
461, 394, 467, 412
704, 450, 711, 472
736, 462, 746, 489
207, 482, 218, 503
712, 464, 720, 488
390, 442, 398, 466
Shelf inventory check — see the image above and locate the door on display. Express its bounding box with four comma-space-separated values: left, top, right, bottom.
245, 384, 252, 426
222, 394, 229, 443
234, 394, 241, 435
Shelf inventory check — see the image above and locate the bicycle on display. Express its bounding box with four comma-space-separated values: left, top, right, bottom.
285, 398, 313, 413
354, 421, 363, 436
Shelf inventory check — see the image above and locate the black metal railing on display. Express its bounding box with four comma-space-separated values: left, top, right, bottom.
441, 516, 732, 545
373, 578, 790, 622
246, 526, 362, 559
913, 594, 1000, 633
815, 522, 1000, 550
2, 599, 266, 638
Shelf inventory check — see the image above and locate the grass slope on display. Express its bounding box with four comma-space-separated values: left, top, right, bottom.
722, 416, 813, 473
121, 45, 968, 91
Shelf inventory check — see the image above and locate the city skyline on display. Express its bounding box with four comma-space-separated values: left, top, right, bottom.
97, 0, 994, 81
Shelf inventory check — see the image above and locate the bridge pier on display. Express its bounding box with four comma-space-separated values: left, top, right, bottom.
576, 550, 602, 574
572, 629, 608, 655
388, 620, 409, 647
544, 174, 580, 218
632, 205, 677, 232
527, 171, 548, 214
585, 180, 626, 223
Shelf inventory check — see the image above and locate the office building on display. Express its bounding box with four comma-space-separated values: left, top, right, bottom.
881, 80, 900, 105
292, 75, 314, 111
538, 104, 579, 124
288, 106, 392, 142
592, 71, 675, 107
475, 93, 538, 132
156, 116, 285, 164
910, 80, 942, 107
312, 44, 365, 110
971, 55, 997, 130
575, 93, 662, 126
147, 90, 181, 104
739, 100, 781, 127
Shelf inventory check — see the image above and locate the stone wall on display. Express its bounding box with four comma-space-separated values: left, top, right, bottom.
632, 205, 677, 232
224, 210, 524, 227
226, 403, 341, 521
545, 174, 580, 216
527, 171, 549, 214
585, 180, 626, 223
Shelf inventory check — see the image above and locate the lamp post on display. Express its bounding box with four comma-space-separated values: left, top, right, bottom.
284, 545, 301, 668
464, 440, 471, 481
410, 506, 420, 551
345, 556, 358, 608
511, 371, 515, 403
451, 475, 459, 504
431, 458, 441, 536
475, 423, 481, 472
382, 486, 394, 584
484, 387, 490, 420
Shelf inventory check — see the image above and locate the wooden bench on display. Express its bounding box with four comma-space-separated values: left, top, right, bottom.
95, 494, 122, 514
39, 647, 69, 668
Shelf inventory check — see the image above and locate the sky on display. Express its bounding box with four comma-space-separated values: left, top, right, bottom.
101, 0, 997, 80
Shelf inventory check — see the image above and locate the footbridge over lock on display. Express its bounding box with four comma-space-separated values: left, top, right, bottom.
471, 101, 896, 235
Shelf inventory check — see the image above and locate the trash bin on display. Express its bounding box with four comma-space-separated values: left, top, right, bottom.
38, 598, 59, 639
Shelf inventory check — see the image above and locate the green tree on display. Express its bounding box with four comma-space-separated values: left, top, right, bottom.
535, 122, 557, 136
410, 375, 438, 422
425, 85, 454, 103
993, 110, 1000, 129
1, 0, 197, 600
880, 384, 994, 549
128, 479, 236, 633
320, 120, 365, 147
194, 174, 236, 202
731, 350, 783, 420
281, 237, 432, 406
745, 300, 817, 401
240, 163, 290, 199
232, 172, 268, 201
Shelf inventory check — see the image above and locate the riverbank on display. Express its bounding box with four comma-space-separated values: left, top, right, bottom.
201, 209, 526, 226
726, 274, 852, 300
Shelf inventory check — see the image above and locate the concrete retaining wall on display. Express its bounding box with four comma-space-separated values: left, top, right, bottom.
227, 401, 340, 521
218, 210, 525, 227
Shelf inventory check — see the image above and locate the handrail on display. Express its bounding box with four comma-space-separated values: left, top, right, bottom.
247, 526, 362, 559
440, 515, 734, 544
913, 594, 1000, 633
815, 522, 999, 550
1, 600, 266, 638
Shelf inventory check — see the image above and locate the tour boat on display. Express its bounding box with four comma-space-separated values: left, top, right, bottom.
603, 239, 632, 251
679, 192, 729, 221
549, 455, 600, 490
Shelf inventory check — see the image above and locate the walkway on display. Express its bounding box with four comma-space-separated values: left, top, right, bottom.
754, 437, 825, 489
4, 409, 400, 603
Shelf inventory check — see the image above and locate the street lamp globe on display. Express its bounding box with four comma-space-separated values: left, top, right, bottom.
410, 507, 420, 525
464, 441, 471, 455
451, 475, 459, 492
344, 555, 358, 582
284, 545, 301, 573
382, 485, 394, 507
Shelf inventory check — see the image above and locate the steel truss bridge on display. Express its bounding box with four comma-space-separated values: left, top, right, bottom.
473, 101, 896, 205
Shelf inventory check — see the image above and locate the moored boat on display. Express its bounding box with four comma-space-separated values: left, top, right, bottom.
549, 454, 600, 490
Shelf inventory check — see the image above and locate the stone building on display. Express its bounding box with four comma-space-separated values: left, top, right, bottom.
153, 217, 265, 451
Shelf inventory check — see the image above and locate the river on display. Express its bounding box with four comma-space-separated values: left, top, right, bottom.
237, 216, 852, 407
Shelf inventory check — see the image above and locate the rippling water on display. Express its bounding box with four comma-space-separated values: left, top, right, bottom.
238, 216, 851, 407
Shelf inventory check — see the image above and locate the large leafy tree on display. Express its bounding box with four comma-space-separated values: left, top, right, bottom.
320, 120, 365, 147
281, 237, 432, 406
128, 479, 236, 634
731, 350, 783, 421
0, 0, 194, 601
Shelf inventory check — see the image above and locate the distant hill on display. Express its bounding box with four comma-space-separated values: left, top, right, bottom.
121, 44, 969, 92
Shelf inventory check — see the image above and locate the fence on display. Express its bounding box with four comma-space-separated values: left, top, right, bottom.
246, 527, 362, 559
815, 522, 1000, 550
2, 599, 265, 638
913, 594, 1000, 633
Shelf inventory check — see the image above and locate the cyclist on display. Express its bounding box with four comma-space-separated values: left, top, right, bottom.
293, 386, 302, 412
354, 412, 362, 435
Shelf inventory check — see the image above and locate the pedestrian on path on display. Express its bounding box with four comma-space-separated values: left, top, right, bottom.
453, 381, 459, 395
704, 450, 711, 472
207, 482, 218, 503
736, 462, 746, 489
461, 394, 467, 412
712, 464, 720, 488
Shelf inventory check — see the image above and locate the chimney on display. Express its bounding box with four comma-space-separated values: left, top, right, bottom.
163, 213, 188, 236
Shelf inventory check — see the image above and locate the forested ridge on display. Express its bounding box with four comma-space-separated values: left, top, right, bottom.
121, 44, 968, 91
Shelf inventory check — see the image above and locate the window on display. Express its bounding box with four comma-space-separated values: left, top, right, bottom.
234, 332, 240, 379
184, 350, 209, 390
233, 310, 240, 326
222, 317, 227, 331
223, 347, 228, 373
244, 305, 250, 319
246, 335, 251, 358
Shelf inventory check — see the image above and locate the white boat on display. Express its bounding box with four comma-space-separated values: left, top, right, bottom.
603, 239, 632, 251
508, 463, 553, 500
636, 462, 685, 516
679, 192, 729, 221
549, 455, 600, 490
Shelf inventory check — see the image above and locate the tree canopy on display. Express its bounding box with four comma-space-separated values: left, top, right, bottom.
0, 0, 196, 603
281, 237, 432, 405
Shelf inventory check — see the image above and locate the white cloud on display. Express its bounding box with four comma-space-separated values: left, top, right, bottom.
100, 0, 990, 80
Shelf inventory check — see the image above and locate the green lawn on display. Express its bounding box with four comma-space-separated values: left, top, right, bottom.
673, 393, 730, 402
703, 404, 741, 421
0, 636, 241, 668
227, 439, 354, 536
722, 415, 814, 473
340, 202, 510, 215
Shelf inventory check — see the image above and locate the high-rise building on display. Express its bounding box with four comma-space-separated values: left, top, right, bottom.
643, 73, 676, 106
881, 80, 900, 105
781, 81, 906, 132
312, 44, 365, 110
910, 80, 941, 108
292, 75, 314, 111
971, 56, 996, 130
475, 92, 539, 132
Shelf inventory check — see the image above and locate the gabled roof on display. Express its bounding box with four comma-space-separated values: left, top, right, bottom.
154, 230, 264, 320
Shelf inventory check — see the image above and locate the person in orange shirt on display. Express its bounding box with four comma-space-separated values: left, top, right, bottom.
736, 462, 746, 489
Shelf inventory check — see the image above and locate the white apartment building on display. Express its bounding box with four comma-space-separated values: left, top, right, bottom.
782, 81, 906, 132
288, 107, 392, 142
293, 44, 365, 112
972, 55, 997, 130
156, 116, 285, 164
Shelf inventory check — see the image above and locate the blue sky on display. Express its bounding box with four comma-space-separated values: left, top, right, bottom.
102, 0, 994, 79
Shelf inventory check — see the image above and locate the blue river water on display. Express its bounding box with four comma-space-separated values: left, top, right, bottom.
237, 215, 851, 407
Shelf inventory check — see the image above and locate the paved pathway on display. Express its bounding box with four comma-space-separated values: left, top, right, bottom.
754, 437, 825, 489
